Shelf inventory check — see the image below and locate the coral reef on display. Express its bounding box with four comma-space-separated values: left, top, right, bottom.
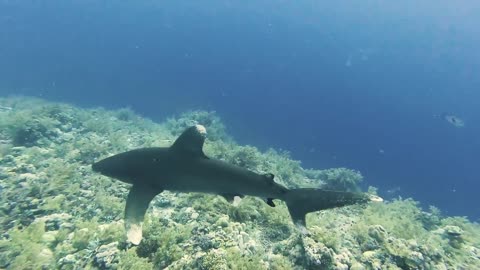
165, 110, 230, 142
305, 168, 363, 192
0, 96, 478, 269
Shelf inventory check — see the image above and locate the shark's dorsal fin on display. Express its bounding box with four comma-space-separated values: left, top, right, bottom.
170, 125, 207, 158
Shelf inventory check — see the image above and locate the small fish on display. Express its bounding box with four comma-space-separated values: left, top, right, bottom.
386, 186, 401, 195
0, 105, 12, 112
435, 113, 465, 128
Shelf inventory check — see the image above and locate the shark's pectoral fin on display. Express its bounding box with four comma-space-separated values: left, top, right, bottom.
125, 184, 162, 245
221, 193, 244, 206
264, 198, 276, 207
221, 194, 235, 203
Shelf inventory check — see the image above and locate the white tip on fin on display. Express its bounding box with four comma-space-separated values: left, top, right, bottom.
232, 195, 242, 207
369, 194, 384, 202
195, 124, 207, 134
126, 223, 143, 245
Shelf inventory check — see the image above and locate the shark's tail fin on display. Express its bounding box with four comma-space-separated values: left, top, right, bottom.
284, 188, 382, 228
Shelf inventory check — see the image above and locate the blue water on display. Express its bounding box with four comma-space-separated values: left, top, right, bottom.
1, 0, 479, 220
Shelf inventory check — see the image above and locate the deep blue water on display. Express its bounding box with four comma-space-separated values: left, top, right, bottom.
1, 0, 479, 220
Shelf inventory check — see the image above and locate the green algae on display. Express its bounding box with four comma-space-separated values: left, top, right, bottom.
0, 220, 54, 269
0, 96, 478, 269
118, 247, 154, 270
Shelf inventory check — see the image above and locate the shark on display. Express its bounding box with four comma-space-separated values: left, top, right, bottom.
92, 125, 381, 245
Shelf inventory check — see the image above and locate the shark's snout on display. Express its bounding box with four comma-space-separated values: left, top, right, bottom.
92, 156, 123, 177
91, 151, 147, 185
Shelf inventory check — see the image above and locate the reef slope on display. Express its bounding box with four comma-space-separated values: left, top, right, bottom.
0, 96, 478, 270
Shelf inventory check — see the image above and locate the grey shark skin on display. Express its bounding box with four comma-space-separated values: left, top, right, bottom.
92, 125, 381, 245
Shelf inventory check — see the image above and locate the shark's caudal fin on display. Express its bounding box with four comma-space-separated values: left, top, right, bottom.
125, 185, 163, 245
284, 188, 382, 228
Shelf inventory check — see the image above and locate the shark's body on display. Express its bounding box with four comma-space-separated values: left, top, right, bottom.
92, 125, 380, 244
